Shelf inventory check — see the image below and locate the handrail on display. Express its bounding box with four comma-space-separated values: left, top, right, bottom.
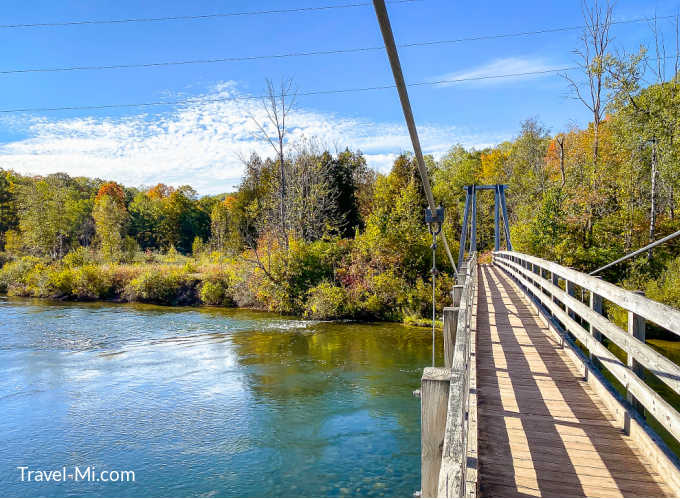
493, 251, 680, 446
495, 251, 680, 337
438, 252, 478, 497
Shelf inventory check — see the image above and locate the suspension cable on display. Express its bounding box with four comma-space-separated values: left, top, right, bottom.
372, 0, 457, 274
590, 228, 680, 275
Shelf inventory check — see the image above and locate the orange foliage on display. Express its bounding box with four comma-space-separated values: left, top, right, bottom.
147, 183, 175, 200
96, 182, 125, 205
223, 195, 236, 209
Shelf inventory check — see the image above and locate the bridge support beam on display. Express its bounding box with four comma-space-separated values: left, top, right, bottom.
460, 184, 511, 260
457, 187, 472, 270
494, 185, 500, 251
470, 186, 477, 253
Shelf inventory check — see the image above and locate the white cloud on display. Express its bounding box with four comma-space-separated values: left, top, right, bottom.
434, 56, 565, 87
0, 83, 507, 194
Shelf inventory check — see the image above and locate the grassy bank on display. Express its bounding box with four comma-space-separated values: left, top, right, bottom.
0, 243, 454, 323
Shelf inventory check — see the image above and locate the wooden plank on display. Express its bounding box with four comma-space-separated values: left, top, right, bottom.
506, 266, 680, 496
495, 255, 680, 396
494, 257, 680, 444
475, 265, 673, 497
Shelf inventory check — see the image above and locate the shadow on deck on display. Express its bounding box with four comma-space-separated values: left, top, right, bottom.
476, 264, 670, 498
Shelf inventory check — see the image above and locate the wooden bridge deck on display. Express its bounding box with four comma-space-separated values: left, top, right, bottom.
476, 264, 672, 498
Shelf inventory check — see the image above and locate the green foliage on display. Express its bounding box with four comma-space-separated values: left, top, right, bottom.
304, 281, 350, 319
17, 175, 95, 259
0, 256, 42, 294
646, 257, 680, 310
70, 265, 114, 300
192, 236, 205, 256
62, 246, 94, 268
199, 280, 231, 306
93, 194, 129, 262
124, 267, 189, 305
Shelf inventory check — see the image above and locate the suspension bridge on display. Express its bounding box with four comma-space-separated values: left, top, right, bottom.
368, 1, 680, 496
417, 191, 680, 497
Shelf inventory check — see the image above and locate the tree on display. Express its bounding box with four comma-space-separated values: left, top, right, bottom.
93, 183, 129, 262
0, 170, 18, 250
249, 78, 297, 248
564, 0, 614, 168
323, 148, 371, 237
210, 196, 237, 253
17, 175, 93, 259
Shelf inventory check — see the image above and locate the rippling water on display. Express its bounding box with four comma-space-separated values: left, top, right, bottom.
0, 297, 438, 497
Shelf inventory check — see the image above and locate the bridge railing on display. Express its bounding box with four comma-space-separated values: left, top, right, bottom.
420, 252, 478, 498
493, 250, 680, 483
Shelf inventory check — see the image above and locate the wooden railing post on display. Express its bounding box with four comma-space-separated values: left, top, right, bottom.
421, 367, 451, 498
627, 291, 646, 416
443, 307, 458, 368
590, 289, 603, 359
567, 280, 577, 321
457, 264, 468, 285
451, 285, 463, 307
551, 271, 560, 309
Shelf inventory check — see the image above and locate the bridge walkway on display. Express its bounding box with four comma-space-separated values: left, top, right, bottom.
476, 264, 672, 497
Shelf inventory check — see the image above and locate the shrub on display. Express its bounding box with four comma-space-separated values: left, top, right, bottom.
224, 259, 259, 308
304, 281, 350, 319
192, 236, 205, 256
122, 236, 139, 263
100, 264, 139, 298
646, 257, 680, 310
124, 268, 188, 304
23, 262, 52, 297
47, 266, 75, 297
0, 256, 42, 294
71, 265, 114, 300
62, 247, 96, 268
200, 280, 227, 305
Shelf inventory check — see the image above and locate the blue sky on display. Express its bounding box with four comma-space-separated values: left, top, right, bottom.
0, 0, 678, 193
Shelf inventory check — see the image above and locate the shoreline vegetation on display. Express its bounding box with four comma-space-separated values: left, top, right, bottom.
0, 244, 454, 324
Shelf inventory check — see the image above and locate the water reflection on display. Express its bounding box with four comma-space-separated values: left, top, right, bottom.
0, 297, 436, 497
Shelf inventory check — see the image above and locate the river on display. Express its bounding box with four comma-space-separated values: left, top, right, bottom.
0, 297, 437, 497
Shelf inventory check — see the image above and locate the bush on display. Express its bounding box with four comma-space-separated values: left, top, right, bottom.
0, 256, 42, 294
304, 281, 350, 319
71, 265, 114, 300
224, 259, 259, 307
63, 247, 96, 268
124, 268, 188, 304
200, 281, 228, 305
646, 257, 680, 310
47, 266, 75, 296
122, 236, 139, 263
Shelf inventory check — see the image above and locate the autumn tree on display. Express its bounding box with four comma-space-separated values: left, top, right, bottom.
564, 0, 614, 168
93, 182, 129, 262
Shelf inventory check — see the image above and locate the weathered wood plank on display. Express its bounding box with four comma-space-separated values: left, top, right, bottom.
494, 257, 680, 444
475, 264, 673, 497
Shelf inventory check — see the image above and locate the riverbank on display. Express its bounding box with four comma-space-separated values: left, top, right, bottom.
0, 249, 453, 323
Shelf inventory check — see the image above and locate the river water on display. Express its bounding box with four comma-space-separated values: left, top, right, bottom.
0, 297, 437, 497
